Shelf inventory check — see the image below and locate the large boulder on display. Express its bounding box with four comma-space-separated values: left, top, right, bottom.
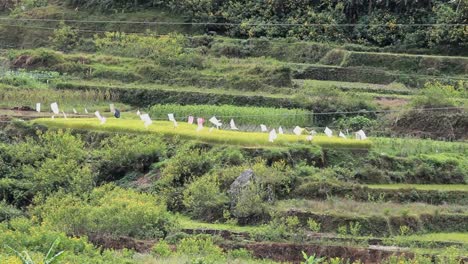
228, 169, 255, 208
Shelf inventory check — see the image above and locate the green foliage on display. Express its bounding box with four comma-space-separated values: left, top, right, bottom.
149, 104, 312, 128
176, 236, 224, 264
232, 181, 269, 222
302, 251, 326, 264
183, 174, 228, 221
6, 237, 64, 264
94, 32, 201, 67
0, 130, 93, 205
93, 134, 167, 182
162, 146, 214, 187
0, 217, 137, 263
336, 116, 376, 131
307, 218, 321, 233
49, 22, 78, 52
34, 184, 178, 239
411, 82, 462, 108
151, 240, 172, 257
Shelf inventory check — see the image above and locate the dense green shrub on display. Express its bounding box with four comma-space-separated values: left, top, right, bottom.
34, 184, 178, 239
161, 146, 214, 186
0, 217, 137, 263
50, 22, 78, 52
93, 134, 167, 182
0, 130, 93, 205
183, 174, 228, 221
411, 82, 462, 108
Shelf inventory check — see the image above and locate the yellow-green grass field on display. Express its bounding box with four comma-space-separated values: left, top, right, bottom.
32, 118, 372, 149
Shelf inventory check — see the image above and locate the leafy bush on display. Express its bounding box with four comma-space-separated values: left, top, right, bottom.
50, 22, 78, 52
176, 236, 224, 263
94, 32, 202, 68
151, 240, 172, 257
161, 147, 214, 186
411, 82, 461, 108
93, 134, 167, 182
34, 184, 178, 239
183, 174, 228, 221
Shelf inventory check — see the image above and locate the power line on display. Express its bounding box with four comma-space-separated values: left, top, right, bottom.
0, 17, 466, 27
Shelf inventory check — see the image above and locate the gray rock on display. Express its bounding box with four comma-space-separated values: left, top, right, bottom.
228, 169, 255, 208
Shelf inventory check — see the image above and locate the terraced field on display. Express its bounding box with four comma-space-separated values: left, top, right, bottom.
0, 1, 467, 263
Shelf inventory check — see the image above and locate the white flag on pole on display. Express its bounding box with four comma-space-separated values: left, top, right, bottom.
188, 116, 194, 124
109, 104, 115, 114
36, 103, 41, 113
209, 116, 222, 128
168, 113, 175, 122
339, 131, 346, 139
293, 126, 303, 136
95, 111, 105, 124
356, 130, 367, 140
278, 126, 284, 135
50, 102, 59, 115
230, 119, 238, 130
260, 124, 267, 132
196, 118, 204, 131
73, 108, 77, 114
324, 127, 333, 137
269, 129, 277, 142
141, 114, 152, 127
85, 108, 88, 114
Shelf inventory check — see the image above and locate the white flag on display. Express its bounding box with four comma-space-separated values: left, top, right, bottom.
269, 129, 277, 142
339, 131, 346, 139
50, 102, 59, 115
230, 119, 238, 130
141, 114, 152, 127
73, 108, 77, 114
293, 126, 303, 136
36, 103, 41, 113
109, 104, 115, 114
62, 111, 67, 119
306, 135, 313, 141
356, 130, 367, 140
196, 118, 204, 131
209, 116, 222, 128
188, 116, 194, 124
324, 127, 333, 137
95, 111, 105, 124
136, 110, 141, 116
95, 111, 103, 121
260, 124, 267, 132
168, 113, 175, 122
278, 126, 284, 135
85, 108, 88, 114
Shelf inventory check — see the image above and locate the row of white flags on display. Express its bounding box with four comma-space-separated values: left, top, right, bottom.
136, 109, 367, 142
39, 102, 367, 142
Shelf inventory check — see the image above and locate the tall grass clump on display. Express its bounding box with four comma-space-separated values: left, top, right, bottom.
149, 104, 312, 127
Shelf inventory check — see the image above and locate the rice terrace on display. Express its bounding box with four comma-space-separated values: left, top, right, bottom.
0, 0, 467, 263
